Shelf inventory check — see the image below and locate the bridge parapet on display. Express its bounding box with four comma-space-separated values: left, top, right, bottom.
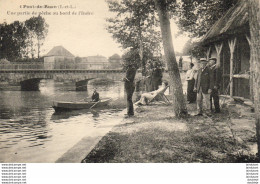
0, 63, 124, 70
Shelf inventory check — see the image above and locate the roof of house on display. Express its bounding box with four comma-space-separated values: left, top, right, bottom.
45, 46, 75, 57
201, 1, 248, 45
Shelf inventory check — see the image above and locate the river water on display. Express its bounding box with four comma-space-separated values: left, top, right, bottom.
0, 80, 127, 163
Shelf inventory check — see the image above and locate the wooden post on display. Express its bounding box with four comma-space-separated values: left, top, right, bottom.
248, 0, 260, 161
246, 34, 254, 102
228, 38, 237, 97
214, 43, 223, 68
206, 47, 211, 60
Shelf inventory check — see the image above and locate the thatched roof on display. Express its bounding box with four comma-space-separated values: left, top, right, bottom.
201, 1, 248, 45
45, 46, 75, 57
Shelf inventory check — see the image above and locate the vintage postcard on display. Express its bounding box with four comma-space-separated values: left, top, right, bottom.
0, 0, 259, 183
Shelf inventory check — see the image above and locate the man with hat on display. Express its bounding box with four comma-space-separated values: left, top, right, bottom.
194, 58, 214, 116
208, 57, 221, 113
123, 63, 137, 118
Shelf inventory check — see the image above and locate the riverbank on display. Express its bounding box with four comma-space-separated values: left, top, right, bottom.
82, 97, 258, 163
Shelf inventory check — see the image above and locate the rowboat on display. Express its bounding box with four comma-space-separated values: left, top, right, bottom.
52, 98, 111, 112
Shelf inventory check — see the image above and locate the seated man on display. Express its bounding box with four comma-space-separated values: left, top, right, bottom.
91, 88, 100, 102
135, 81, 169, 105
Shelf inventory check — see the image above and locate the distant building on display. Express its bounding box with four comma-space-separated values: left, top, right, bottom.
108, 54, 122, 69
79, 55, 110, 69
44, 46, 75, 69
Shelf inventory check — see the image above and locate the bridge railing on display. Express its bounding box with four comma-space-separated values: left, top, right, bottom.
0, 63, 44, 70
0, 63, 123, 70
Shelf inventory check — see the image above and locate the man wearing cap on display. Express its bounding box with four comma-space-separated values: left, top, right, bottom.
123, 64, 137, 117
208, 58, 221, 113
194, 58, 214, 116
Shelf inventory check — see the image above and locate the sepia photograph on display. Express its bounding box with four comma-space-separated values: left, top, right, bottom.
0, 0, 259, 182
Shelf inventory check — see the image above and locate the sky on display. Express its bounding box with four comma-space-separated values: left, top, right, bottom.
0, 0, 189, 58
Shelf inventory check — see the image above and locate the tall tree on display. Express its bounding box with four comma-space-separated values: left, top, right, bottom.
106, 0, 161, 75
25, 15, 48, 58
248, 0, 260, 160
154, 0, 187, 117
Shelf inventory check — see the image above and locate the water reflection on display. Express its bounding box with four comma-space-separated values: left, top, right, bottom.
0, 80, 125, 162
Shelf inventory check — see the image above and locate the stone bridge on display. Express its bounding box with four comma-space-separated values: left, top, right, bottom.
0, 63, 172, 91
0, 68, 134, 91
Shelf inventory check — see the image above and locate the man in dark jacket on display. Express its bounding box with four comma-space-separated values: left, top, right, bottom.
123, 64, 136, 117
209, 58, 221, 113
194, 58, 214, 116
91, 88, 99, 102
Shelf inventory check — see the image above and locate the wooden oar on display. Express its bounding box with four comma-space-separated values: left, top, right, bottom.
89, 100, 100, 109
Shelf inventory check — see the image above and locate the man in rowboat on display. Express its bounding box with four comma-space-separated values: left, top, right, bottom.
91, 88, 100, 102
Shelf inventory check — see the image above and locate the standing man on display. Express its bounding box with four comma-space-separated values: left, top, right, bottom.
186, 62, 196, 103
179, 56, 183, 71
194, 58, 214, 116
123, 64, 137, 118
209, 58, 221, 113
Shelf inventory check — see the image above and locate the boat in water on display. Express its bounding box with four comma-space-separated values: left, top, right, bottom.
52, 98, 111, 112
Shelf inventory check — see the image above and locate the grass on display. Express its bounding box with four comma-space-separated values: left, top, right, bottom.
82, 101, 258, 163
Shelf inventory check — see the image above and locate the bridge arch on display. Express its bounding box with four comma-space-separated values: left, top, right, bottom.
20, 78, 43, 91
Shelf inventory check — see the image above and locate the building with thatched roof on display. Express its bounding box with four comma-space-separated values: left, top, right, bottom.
44, 46, 75, 69
200, 0, 250, 100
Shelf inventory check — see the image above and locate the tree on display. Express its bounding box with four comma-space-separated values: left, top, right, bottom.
173, 0, 238, 38
248, 0, 260, 160
154, 0, 187, 117
106, 0, 161, 75
0, 21, 28, 61
25, 15, 48, 58
182, 38, 205, 59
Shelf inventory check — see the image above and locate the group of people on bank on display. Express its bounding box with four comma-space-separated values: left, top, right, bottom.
123, 57, 221, 118
186, 57, 220, 116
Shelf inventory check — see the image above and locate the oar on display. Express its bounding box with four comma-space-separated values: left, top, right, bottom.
89, 100, 100, 109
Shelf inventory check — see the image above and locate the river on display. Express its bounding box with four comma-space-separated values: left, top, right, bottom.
0, 80, 127, 163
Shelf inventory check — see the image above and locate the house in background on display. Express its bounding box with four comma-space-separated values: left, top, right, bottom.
200, 0, 250, 100
44, 47, 119, 70
79, 55, 110, 69
44, 46, 75, 69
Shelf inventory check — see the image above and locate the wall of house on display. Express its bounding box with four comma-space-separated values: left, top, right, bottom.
44, 56, 76, 69
44, 57, 55, 69
215, 35, 250, 99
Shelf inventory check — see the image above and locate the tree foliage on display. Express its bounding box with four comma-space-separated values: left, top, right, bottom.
0, 15, 48, 61
25, 15, 49, 58
182, 39, 205, 59
173, 0, 238, 38
0, 21, 28, 60
106, 0, 163, 74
